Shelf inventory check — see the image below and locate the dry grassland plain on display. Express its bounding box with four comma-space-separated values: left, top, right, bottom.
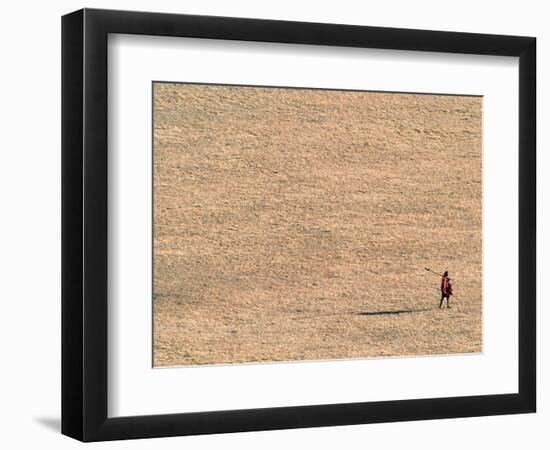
153, 82, 482, 367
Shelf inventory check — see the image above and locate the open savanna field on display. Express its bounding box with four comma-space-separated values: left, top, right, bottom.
153, 82, 482, 367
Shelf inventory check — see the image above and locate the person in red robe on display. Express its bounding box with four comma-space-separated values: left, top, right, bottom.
439, 271, 453, 308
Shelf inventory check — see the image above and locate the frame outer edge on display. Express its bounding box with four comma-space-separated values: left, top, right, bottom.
518, 37, 536, 412
61, 9, 85, 441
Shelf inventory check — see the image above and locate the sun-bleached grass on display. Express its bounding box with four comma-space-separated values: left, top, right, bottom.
153, 83, 482, 367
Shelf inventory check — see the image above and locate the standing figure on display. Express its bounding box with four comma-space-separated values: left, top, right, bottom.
440, 271, 453, 308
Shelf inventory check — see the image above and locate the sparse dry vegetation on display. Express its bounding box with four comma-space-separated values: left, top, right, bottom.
153, 83, 482, 367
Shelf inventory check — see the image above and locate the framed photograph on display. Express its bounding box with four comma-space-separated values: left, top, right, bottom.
61, 8, 536, 442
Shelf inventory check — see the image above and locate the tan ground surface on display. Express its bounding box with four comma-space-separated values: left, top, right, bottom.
153, 83, 482, 367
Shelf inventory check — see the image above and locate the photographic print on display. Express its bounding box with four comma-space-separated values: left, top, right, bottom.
152, 82, 482, 367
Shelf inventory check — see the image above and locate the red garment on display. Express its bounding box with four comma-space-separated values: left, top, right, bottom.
441, 276, 452, 296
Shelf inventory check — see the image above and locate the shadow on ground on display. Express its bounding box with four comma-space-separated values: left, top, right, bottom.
355, 308, 432, 316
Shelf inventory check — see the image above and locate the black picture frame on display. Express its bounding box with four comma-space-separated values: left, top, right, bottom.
61, 8, 536, 442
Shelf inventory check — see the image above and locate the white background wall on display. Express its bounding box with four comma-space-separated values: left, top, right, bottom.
0, 1, 546, 448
